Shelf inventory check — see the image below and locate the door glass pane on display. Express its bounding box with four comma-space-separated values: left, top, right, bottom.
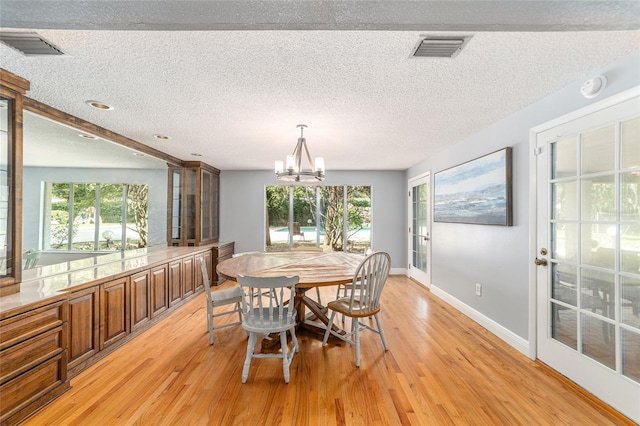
73, 183, 97, 250
551, 302, 577, 350
551, 137, 577, 179
581, 175, 615, 221
621, 117, 640, 169
581, 224, 615, 269
552, 223, 577, 261
621, 276, 640, 328
0, 97, 10, 276
171, 170, 181, 239
582, 313, 616, 369
622, 329, 640, 382
292, 186, 318, 250
552, 180, 577, 220
48, 183, 71, 250
127, 184, 148, 249
185, 169, 197, 240
99, 184, 123, 251
202, 172, 211, 240
320, 186, 344, 252
552, 263, 577, 306
581, 268, 613, 319
621, 225, 640, 274
266, 186, 290, 252
412, 182, 429, 272
582, 125, 615, 174
346, 186, 371, 254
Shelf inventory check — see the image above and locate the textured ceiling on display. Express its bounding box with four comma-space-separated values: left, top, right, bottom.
0, 1, 639, 171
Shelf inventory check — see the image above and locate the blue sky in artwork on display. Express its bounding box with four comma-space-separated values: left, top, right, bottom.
435, 150, 506, 196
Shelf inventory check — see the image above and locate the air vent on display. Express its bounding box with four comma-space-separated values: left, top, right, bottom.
0, 32, 64, 56
410, 35, 471, 59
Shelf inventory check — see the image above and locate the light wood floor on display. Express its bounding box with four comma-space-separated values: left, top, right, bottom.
24, 276, 633, 425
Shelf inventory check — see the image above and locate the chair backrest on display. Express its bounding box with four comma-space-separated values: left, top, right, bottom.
237, 275, 299, 328
23, 250, 41, 269
346, 251, 391, 313
200, 258, 213, 302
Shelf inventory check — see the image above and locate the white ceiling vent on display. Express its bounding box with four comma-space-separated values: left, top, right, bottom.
0, 32, 64, 56
410, 35, 472, 59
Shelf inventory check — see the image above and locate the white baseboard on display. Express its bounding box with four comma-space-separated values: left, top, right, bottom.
430, 284, 530, 357
390, 268, 407, 276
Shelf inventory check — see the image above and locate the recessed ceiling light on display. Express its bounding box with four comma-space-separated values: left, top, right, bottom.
153, 134, 170, 140
78, 133, 97, 139
191, 153, 202, 157
85, 100, 113, 110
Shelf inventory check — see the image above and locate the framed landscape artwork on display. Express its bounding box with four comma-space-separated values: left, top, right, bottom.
434, 147, 513, 226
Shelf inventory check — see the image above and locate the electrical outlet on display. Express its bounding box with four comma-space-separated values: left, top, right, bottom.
475, 283, 482, 296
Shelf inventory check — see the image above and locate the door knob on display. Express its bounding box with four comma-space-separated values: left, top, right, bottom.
534, 258, 548, 266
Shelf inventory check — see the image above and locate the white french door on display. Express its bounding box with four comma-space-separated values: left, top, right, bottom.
534, 89, 640, 422
408, 173, 431, 286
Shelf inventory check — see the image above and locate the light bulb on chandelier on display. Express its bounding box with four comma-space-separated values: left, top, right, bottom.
275, 124, 325, 182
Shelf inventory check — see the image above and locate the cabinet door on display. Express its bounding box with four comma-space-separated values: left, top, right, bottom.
150, 265, 168, 317
168, 260, 182, 307
68, 287, 99, 370
131, 270, 151, 332
182, 255, 195, 298
100, 277, 129, 350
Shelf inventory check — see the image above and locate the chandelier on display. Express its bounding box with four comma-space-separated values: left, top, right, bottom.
275, 124, 325, 182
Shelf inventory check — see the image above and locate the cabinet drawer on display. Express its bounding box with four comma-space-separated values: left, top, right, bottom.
217, 243, 234, 258
0, 301, 66, 351
0, 325, 66, 384
0, 352, 67, 424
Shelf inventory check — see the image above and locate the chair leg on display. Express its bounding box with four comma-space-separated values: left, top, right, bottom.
322, 311, 337, 346
315, 287, 322, 305
374, 313, 388, 351
353, 319, 361, 368
236, 302, 243, 323
280, 331, 290, 384
290, 327, 299, 353
207, 304, 214, 345
242, 332, 256, 383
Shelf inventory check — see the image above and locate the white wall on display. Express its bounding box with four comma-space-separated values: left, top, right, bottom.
406, 52, 640, 342
23, 167, 168, 249
219, 170, 406, 269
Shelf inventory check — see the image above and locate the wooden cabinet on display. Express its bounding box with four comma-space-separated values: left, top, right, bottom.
131, 270, 151, 332
168, 162, 220, 247
67, 287, 99, 371
182, 255, 195, 297
100, 277, 130, 350
150, 265, 168, 317
213, 242, 235, 284
0, 301, 69, 425
168, 259, 183, 307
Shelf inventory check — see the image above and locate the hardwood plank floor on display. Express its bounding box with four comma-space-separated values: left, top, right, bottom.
23, 276, 633, 425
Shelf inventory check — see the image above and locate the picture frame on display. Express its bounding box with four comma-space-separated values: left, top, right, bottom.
434, 147, 513, 226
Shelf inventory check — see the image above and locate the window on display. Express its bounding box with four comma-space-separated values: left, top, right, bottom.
266, 185, 371, 253
43, 182, 148, 251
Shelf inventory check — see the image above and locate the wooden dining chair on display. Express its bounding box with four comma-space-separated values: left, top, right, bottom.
237, 274, 299, 383
322, 251, 391, 367
200, 258, 243, 345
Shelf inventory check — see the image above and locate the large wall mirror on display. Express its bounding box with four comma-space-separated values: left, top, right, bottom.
22, 110, 169, 267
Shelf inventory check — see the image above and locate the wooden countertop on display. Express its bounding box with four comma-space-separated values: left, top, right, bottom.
0, 244, 225, 318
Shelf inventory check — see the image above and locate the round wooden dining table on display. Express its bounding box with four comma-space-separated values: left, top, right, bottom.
216, 251, 364, 337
